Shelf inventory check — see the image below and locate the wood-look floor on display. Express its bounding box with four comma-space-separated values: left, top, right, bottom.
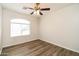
1, 39, 79, 56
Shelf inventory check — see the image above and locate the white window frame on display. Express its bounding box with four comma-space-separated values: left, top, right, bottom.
11, 19, 31, 37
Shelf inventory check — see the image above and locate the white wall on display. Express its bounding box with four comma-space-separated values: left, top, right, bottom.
0, 5, 2, 54
2, 8, 38, 47
40, 4, 79, 52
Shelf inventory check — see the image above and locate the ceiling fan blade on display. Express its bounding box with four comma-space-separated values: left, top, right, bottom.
30, 12, 34, 15
23, 7, 34, 10
40, 8, 50, 11
39, 12, 43, 15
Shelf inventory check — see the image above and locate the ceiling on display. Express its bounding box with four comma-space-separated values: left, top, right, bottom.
1, 3, 72, 17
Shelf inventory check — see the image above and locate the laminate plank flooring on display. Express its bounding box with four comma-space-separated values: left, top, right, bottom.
1, 39, 79, 56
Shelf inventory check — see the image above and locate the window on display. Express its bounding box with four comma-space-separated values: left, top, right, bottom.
11, 19, 31, 37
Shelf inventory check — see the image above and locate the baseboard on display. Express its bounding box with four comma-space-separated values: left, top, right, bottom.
3, 39, 39, 49
2, 39, 79, 54
40, 39, 79, 53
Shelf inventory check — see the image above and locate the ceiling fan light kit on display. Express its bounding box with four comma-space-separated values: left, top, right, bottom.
34, 10, 40, 15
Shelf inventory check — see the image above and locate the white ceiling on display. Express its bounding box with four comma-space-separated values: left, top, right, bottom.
1, 3, 72, 17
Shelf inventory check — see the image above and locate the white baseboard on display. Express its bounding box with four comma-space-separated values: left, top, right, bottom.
3, 39, 38, 48
41, 39, 79, 53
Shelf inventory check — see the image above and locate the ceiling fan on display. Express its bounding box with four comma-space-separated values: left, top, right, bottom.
23, 3, 50, 15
